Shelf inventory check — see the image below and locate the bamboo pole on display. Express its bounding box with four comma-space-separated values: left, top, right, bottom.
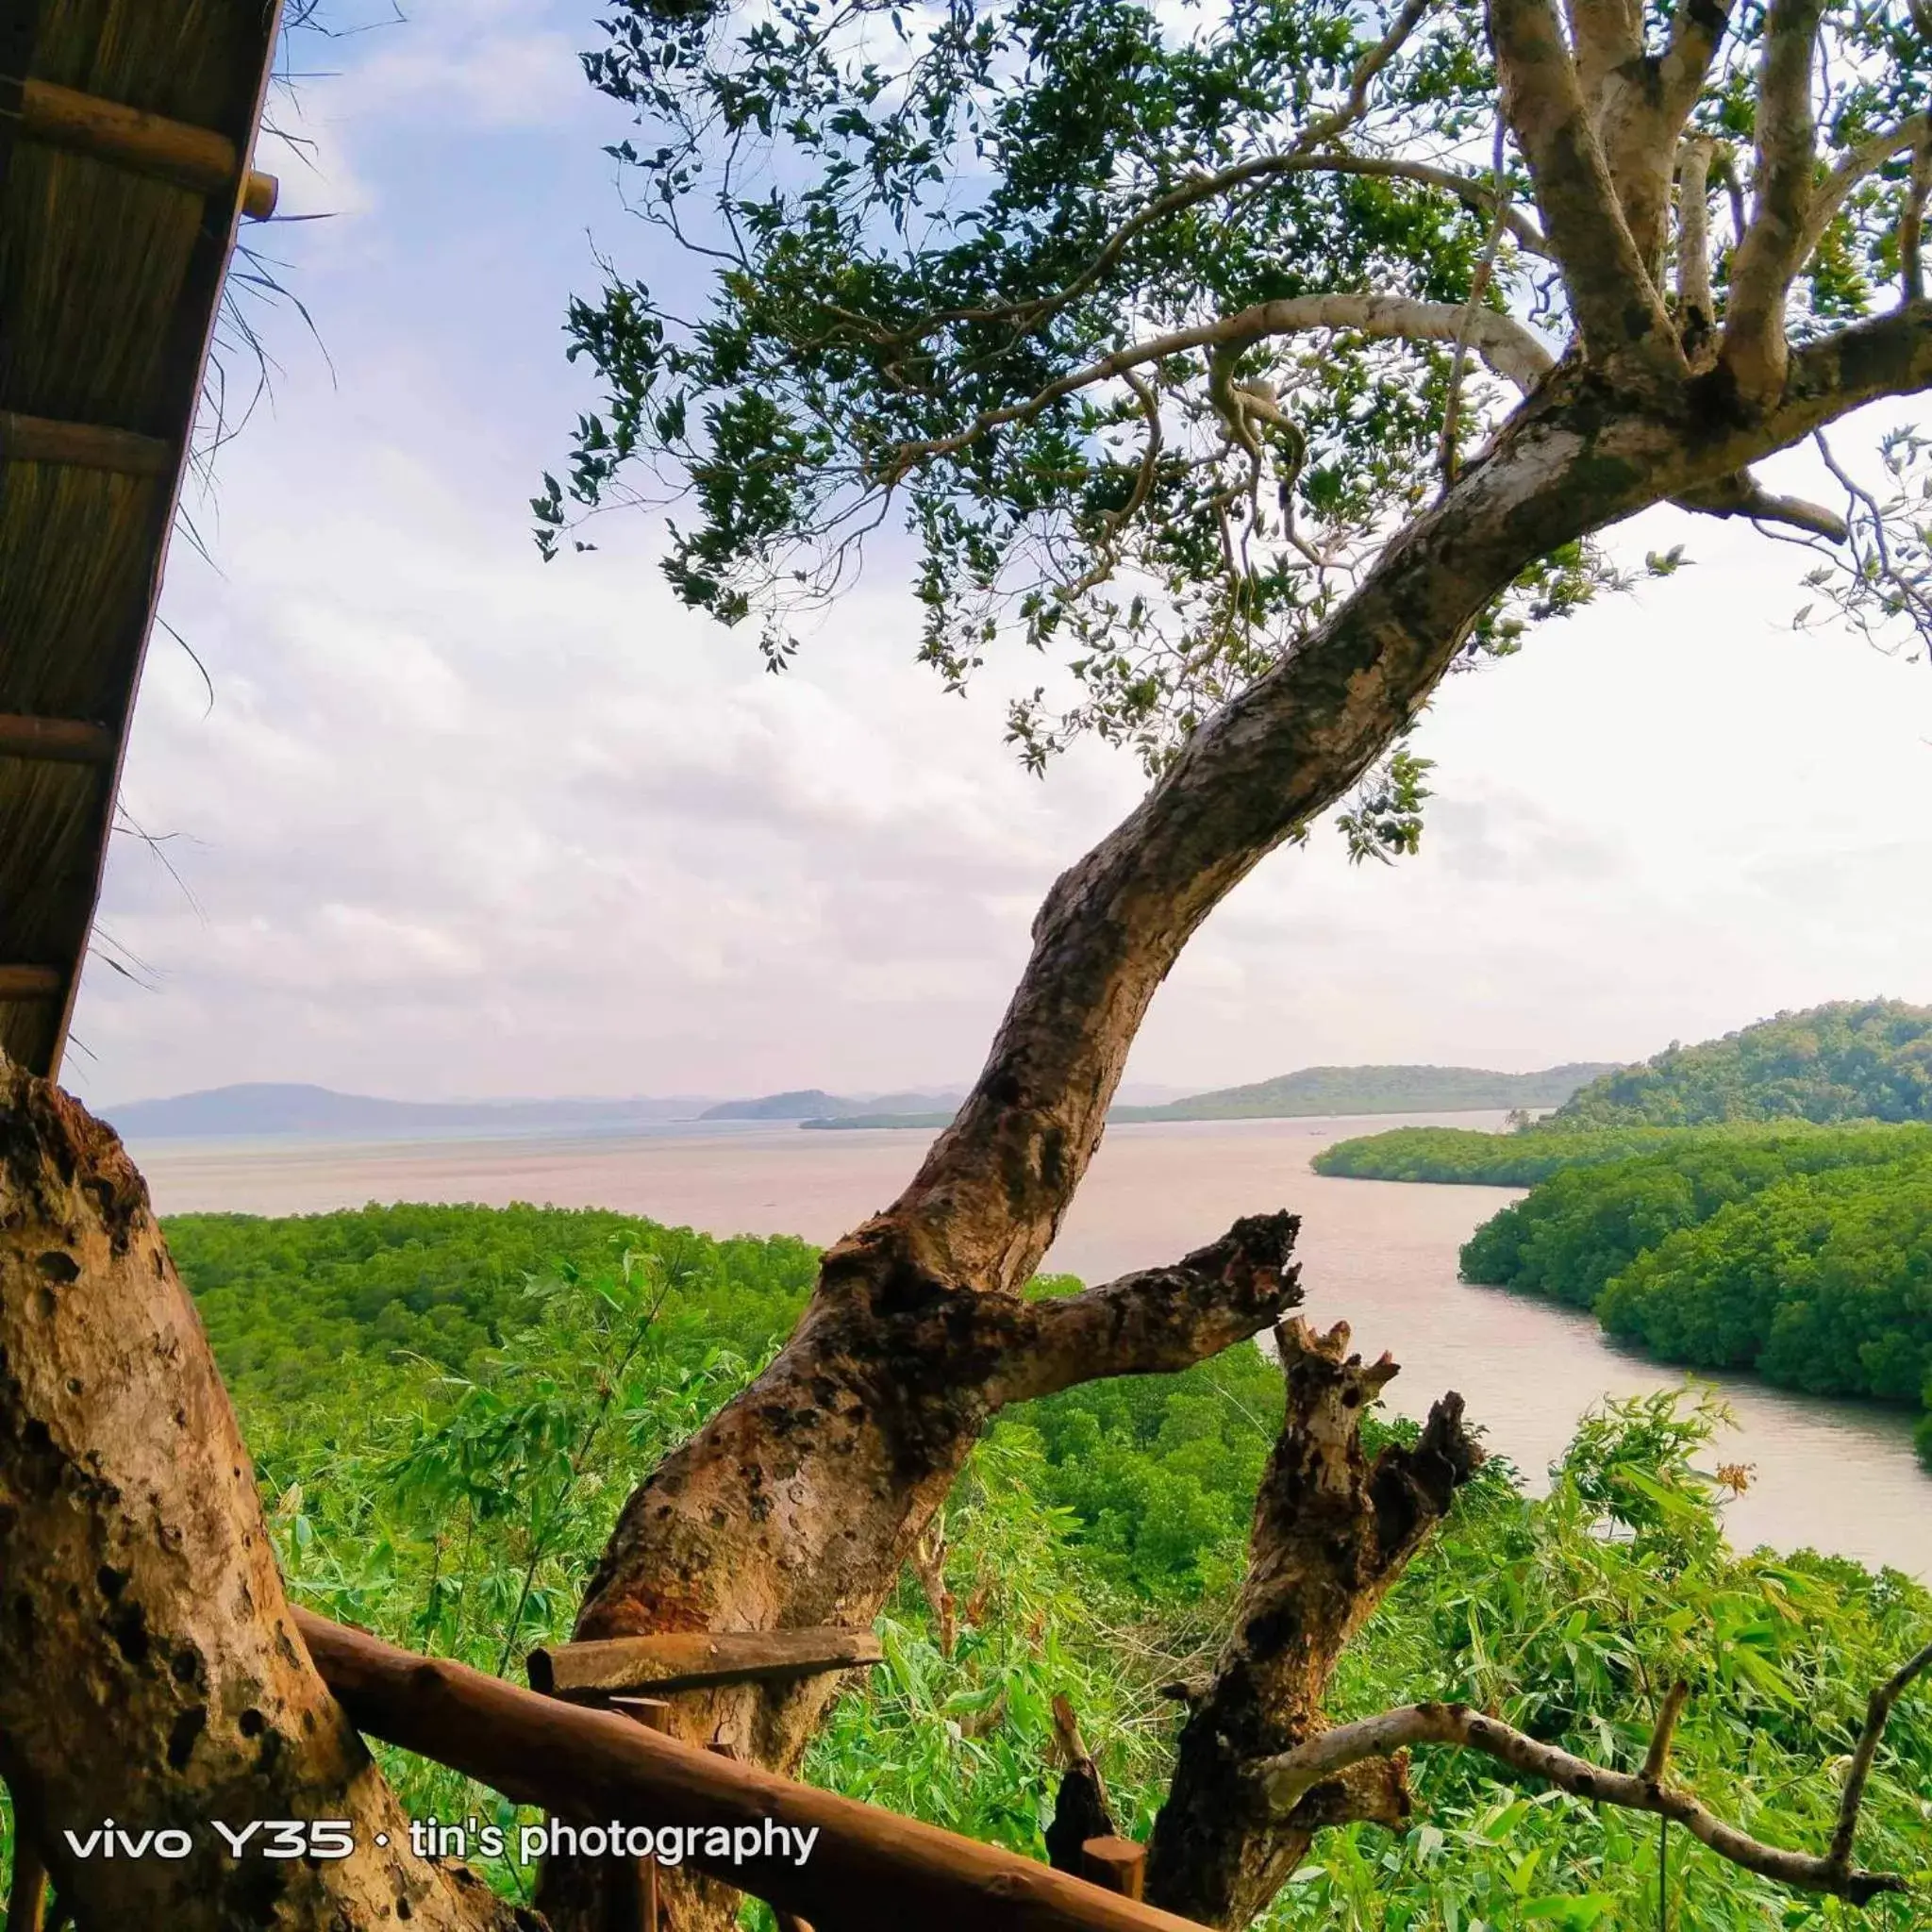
0, 715, 115, 765
297, 1610, 1208, 1932
0, 969, 61, 1002
0, 411, 173, 476
9, 77, 276, 217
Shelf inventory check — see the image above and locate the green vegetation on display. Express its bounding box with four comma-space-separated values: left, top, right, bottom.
1545, 1002, 1932, 1130
1315, 1003, 1932, 1186
30, 1203, 1918, 1928
1455, 1137, 1932, 1470
1112, 1063, 1616, 1123
1311, 1123, 1724, 1184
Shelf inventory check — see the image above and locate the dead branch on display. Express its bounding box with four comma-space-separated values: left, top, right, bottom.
1045, 1698, 1118, 1875
908, 1516, 958, 1657
1257, 1690, 1915, 1906
1723, 0, 1827, 407
987, 1214, 1303, 1405
1141, 1322, 1483, 1927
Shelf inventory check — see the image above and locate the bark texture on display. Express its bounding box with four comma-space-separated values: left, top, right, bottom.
0, 1062, 527, 1932
1141, 1323, 1482, 1928
542, 324, 1925, 1927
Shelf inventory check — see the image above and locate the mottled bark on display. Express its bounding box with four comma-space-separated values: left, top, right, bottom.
546, 320, 1932, 1927
539, 1217, 1305, 1929
1722, 0, 1826, 407
0, 1064, 528, 1932
1140, 1324, 1482, 1928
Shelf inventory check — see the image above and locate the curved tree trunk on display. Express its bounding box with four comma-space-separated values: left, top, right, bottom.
541, 377, 1759, 1930
0, 1064, 528, 1932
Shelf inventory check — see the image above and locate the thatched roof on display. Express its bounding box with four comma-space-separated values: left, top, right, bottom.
0, 0, 284, 1076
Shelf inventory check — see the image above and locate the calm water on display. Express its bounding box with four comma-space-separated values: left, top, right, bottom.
130, 1109, 1929, 1579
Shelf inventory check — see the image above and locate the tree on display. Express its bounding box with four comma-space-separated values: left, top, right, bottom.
518, 0, 1932, 1925
6, 1, 1932, 1928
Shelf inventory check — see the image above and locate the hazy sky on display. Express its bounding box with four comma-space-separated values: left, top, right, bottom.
67, 1, 1932, 1108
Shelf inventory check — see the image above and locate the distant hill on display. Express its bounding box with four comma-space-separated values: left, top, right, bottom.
803, 1063, 1617, 1129
1543, 1000, 1932, 1129
102, 1083, 715, 1141
703, 1088, 962, 1121
1113, 1062, 1618, 1123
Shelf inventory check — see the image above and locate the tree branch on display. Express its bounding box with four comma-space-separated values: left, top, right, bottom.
1902, 134, 1931, 305
1795, 113, 1932, 279
1564, 0, 1641, 113
988, 1214, 1303, 1405
1773, 300, 1932, 443
1676, 135, 1717, 355
1141, 1323, 1483, 1927
1722, 0, 1826, 407
1674, 469, 1849, 540
1826, 1636, 1932, 1873
1658, 0, 1737, 123
879, 295, 1555, 477
1257, 1686, 1921, 1907
1489, 0, 1681, 385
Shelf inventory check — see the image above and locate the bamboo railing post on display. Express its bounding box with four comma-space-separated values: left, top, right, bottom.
5, 1827, 47, 1932
608, 1691, 676, 1932
1079, 1840, 1146, 1903
307, 1608, 1211, 1932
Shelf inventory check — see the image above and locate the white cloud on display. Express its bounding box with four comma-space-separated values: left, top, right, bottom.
63, 7, 1932, 1108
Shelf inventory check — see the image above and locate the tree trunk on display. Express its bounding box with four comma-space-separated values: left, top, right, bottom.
542, 377, 1743, 1931
0, 1063, 529, 1932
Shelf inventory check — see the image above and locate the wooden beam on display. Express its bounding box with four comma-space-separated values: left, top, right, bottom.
296, 1609, 1210, 1932
529, 1627, 885, 1701
10, 76, 277, 218
0, 967, 61, 1001
0, 411, 174, 476
0, 714, 115, 764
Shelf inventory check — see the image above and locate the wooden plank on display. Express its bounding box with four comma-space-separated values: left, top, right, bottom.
12, 76, 276, 217
1080, 1840, 1146, 1902
0, 966, 61, 1001
0, 410, 174, 475
529, 1627, 885, 1701
299, 1610, 1211, 1932
0, 714, 114, 764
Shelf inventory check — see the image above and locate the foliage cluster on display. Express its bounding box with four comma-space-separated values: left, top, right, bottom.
1455, 1140, 1932, 1470
1543, 1003, 1932, 1132
14, 1204, 1916, 1928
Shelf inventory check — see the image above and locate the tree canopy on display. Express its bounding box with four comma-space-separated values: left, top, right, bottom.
539, 0, 1932, 790
1548, 999, 1932, 1128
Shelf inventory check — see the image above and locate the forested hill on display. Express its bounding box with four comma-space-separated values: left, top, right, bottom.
1114, 1062, 1619, 1121
1544, 1000, 1932, 1128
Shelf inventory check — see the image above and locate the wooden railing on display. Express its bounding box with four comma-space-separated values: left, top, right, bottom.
298, 1610, 1195, 1932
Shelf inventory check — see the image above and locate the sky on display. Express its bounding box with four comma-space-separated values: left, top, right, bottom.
65, 0, 1932, 1108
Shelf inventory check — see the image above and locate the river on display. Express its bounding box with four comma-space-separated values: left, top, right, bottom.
127, 1108, 1929, 1580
